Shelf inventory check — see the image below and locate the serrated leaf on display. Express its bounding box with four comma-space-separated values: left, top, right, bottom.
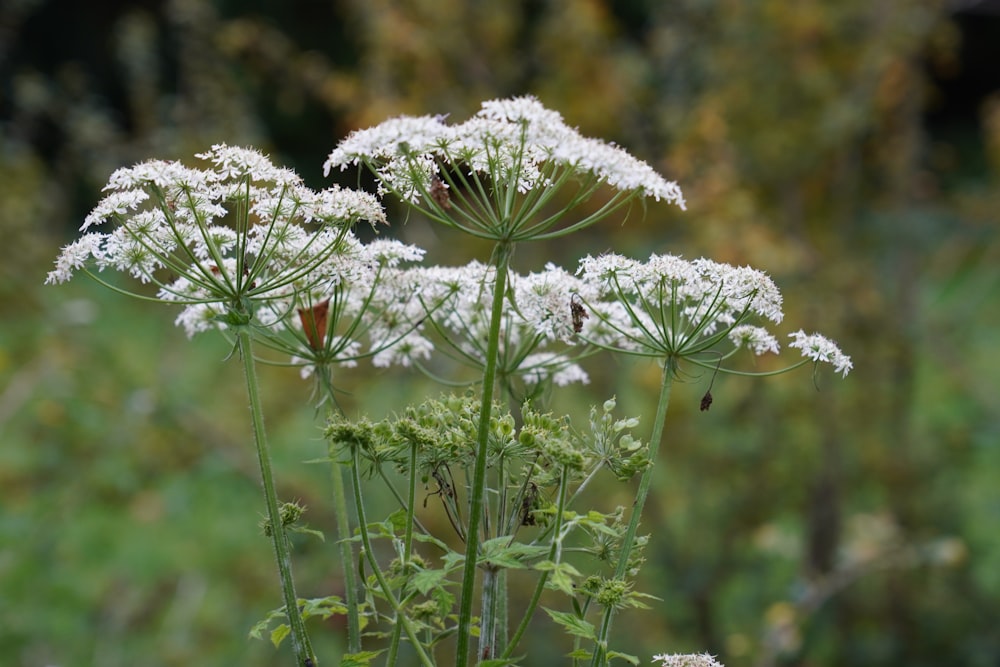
433, 586, 455, 613
548, 570, 576, 596
269, 622, 291, 648
542, 607, 595, 640
479, 537, 549, 570
412, 531, 451, 552
386, 508, 408, 533
410, 567, 449, 595
340, 650, 385, 666
608, 650, 640, 665
588, 523, 620, 537
301, 595, 348, 619
248, 608, 284, 641
536, 561, 581, 595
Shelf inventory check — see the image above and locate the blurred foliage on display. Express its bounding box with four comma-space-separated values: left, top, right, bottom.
2, 0, 999, 665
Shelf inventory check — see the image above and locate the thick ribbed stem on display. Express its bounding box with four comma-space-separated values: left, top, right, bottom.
318, 367, 362, 655
455, 241, 513, 667
237, 327, 316, 666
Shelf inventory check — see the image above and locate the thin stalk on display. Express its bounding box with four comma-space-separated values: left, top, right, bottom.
455, 241, 513, 667
237, 327, 316, 667
385, 436, 421, 665
385, 621, 402, 667
500, 466, 569, 660
350, 444, 436, 667
318, 368, 362, 653
331, 460, 361, 653
591, 360, 675, 666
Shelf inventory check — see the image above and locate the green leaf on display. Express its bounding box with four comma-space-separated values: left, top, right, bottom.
535, 561, 582, 595
340, 650, 385, 666
621, 590, 660, 609
410, 567, 450, 595
479, 537, 549, 569
542, 607, 596, 640
479, 658, 524, 667
291, 525, 326, 541
269, 622, 290, 648
608, 650, 640, 665
301, 595, 348, 619
412, 531, 451, 552
386, 508, 408, 533
248, 607, 285, 641
249, 596, 348, 648
477, 656, 521, 667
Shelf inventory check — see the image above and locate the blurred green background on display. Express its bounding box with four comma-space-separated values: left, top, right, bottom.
3, 0, 999, 665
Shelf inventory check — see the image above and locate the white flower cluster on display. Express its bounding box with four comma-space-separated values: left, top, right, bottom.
788, 330, 853, 377
574, 252, 850, 374
577, 253, 783, 355
324, 95, 686, 208
50, 124, 849, 383
652, 653, 725, 667
47, 145, 385, 304
354, 251, 849, 384
264, 238, 429, 377
395, 261, 592, 387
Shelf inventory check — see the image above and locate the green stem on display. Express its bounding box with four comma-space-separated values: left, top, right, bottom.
496, 569, 509, 655
501, 466, 570, 660
479, 566, 499, 660
386, 435, 421, 665
350, 443, 435, 667
331, 460, 361, 653
591, 360, 675, 667
455, 241, 513, 667
237, 327, 316, 667
317, 367, 362, 654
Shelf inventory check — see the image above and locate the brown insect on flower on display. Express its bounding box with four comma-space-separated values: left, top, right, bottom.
699, 391, 713, 412
297, 298, 330, 351
429, 174, 451, 210
570, 293, 589, 334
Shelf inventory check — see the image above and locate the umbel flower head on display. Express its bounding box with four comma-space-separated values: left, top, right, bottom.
652, 653, 725, 667
324, 96, 686, 241
401, 260, 594, 390
252, 237, 431, 381
576, 252, 851, 377
47, 144, 386, 336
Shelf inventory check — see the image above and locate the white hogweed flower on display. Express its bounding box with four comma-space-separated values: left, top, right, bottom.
253, 238, 430, 376
577, 252, 784, 358
402, 261, 594, 387
728, 325, 781, 356
47, 145, 387, 341
577, 252, 850, 380
788, 330, 853, 376
512, 262, 595, 343
652, 653, 725, 667
519, 353, 590, 386
324, 96, 685, 240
